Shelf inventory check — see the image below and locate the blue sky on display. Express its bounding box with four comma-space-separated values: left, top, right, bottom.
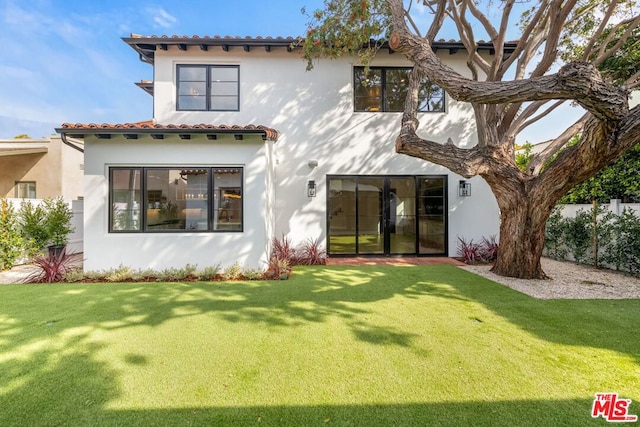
0, 0, 326, 138
0, 0, 582, 143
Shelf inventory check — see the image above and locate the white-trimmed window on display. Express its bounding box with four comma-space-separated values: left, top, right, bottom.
15, 181, 36, 198
177, 65, 240, 111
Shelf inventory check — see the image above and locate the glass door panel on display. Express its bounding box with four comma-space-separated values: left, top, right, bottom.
389, 178, 416, 254
328, 178, 357, 254
328, 175, 446, 256
357, 177, 384, 254
418, 177, 446, 254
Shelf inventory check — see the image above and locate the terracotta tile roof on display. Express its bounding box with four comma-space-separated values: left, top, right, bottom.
57, 122, 280, 141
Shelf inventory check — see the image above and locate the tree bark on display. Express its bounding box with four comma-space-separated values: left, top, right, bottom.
488, 185, 552, 279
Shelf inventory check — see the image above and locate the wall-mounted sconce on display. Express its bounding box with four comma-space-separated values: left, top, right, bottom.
307, 180, 317, 197
459, 180, 471, 197
308, 159, 318, 169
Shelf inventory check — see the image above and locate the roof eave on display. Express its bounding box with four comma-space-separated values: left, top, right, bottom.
122, 35, 518, 64
56, 127, 279, 142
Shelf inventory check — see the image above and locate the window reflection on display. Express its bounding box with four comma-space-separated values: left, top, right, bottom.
354, 67, 445, 112
109, 167, 243, 233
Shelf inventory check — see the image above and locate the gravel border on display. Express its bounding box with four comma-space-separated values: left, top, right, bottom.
461, 258, 640, 299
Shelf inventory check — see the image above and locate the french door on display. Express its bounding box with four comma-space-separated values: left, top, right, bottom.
327, 175, 447, 256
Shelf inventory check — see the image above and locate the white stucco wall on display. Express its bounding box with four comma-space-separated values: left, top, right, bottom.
83, 135, 274, 271
149, 47, 499, 257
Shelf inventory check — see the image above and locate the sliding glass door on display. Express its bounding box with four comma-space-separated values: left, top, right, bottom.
328, 175, 447, 256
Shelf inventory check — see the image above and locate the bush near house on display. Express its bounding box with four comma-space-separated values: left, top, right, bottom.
0, 197, 76, 271
18, 200, 48, 258
544, 205, 640, 276
0, 199, 23, 270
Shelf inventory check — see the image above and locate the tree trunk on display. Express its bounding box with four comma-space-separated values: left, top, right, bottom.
490, 188, 552, 279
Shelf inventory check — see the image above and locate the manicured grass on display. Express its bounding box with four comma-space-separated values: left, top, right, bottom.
1, 265, 639, 426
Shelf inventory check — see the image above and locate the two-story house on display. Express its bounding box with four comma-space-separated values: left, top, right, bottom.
58, 34, 505, 271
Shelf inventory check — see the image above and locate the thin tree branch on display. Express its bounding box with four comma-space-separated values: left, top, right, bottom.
594, 15, 640, 67
581, 0, 620, 61
424, 0, 447, 41
516, 100, 567, 135
529, 0, 580, 78
528, 115, 589, 175
448, 0, 490, 78
500, 0, 550, 76
466, 0, 515, 81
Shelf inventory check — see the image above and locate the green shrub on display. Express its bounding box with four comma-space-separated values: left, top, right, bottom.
221, 263, 243, 281
196, 265, 220, 281
106, 265, 135, 282
599, 208, 640, 276
18, 201, 48, 258
242, 268, 264, 280
43, 197, 74, 247
564, 208, 593, 264
544, 207, 568, 260
0, 199, 24, 270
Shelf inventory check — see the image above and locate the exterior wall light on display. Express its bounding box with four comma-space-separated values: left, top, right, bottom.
307, 180, 317, 197
459, 180, 471, 197
308, 159, 318, 168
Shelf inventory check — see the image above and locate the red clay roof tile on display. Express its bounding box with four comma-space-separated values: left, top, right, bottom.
58, 122, 280, 141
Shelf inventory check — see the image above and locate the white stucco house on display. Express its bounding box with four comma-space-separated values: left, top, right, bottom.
57, 34, 508, 271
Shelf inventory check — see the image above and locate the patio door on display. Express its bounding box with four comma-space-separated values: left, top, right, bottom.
327, 176, 447, 256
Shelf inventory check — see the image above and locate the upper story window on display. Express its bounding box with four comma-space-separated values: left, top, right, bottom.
177, 65, 240, 111
354, 67, 445, 112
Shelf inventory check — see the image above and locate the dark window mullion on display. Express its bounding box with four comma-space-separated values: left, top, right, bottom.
208, 167, 214, 231
381, 69, 387, 112
205, 66, 211, 111
140, 167, 147, 232
355, 177, 360, 255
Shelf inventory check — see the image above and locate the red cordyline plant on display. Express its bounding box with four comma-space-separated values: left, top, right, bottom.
270, 234, 327, 266
480, 235, 499, 262
457, 235, 499, 264
271, 234, 300, 265
24, 250, 83, 283
298, 237, 327, 265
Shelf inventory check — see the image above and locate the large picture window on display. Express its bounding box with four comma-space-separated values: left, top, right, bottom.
177, 65, 240, 111
110, 167, 243, 233
354, 67, 445, 112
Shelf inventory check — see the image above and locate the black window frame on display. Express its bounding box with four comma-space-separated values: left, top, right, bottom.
326, 174, 448, 257
176, 64, 240, 112
353, 66, 446, 113
109, 166, 244, 233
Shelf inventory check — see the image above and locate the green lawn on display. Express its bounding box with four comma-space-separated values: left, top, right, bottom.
1, 265, 639, 426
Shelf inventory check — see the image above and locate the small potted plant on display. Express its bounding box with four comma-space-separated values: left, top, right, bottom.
43, 197, 75, 258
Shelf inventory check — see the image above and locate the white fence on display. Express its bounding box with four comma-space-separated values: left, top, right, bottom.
7, 198, 83, 254
558, 199, 640, 218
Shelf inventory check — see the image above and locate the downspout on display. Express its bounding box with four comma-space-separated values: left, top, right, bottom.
60, 132, 84, 153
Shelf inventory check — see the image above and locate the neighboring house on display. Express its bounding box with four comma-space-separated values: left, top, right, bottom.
58, 34, 509, 271
0, 135, 84, 200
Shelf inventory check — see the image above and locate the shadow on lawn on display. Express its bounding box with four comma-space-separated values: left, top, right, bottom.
1, 264, 639, 362
0, 265, 639, 425
417, 265, 640, 365
0, 342, 611, 427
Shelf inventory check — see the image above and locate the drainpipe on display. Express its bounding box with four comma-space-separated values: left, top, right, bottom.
60, 132, 84, 153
